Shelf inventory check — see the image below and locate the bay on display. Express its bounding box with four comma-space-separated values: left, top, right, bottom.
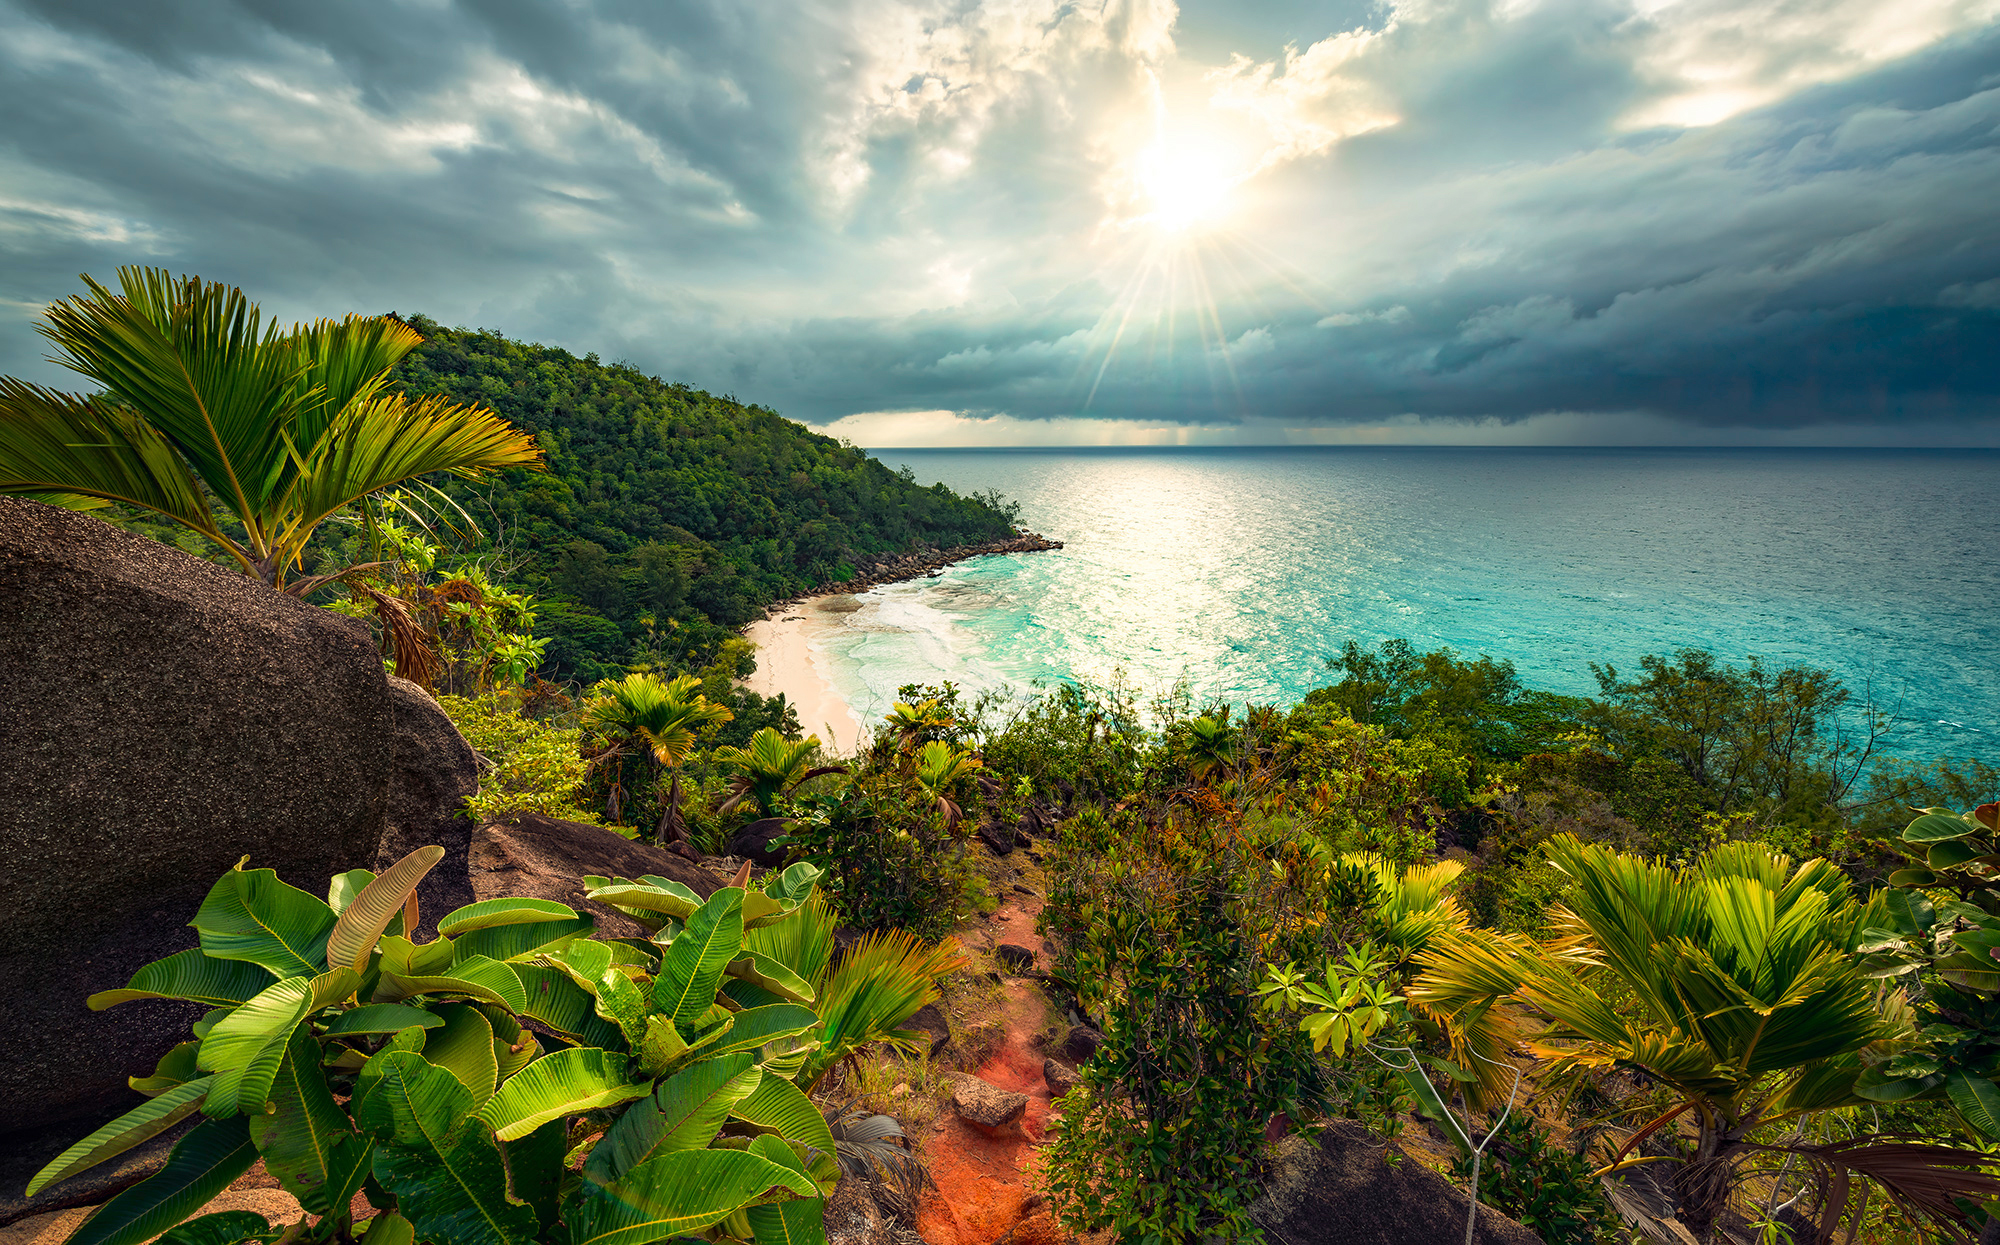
805, 447, 1998, 765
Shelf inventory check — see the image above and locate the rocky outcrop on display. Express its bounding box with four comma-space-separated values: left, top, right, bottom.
903, 1003, 952, 1057
726, 817, 792, 867
375, 677, 482, 937
793, 532, 1063, 599
1252, 1122, 1544, 1245
470, 813, 721, 939
1059, 1024, 1103, 1063
0, 499, 402, 1222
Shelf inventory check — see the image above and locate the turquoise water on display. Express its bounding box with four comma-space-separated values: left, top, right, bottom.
810, 448, 1999, 765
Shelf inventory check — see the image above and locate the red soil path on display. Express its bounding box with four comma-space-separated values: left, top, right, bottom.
916, 893, 1071, 1245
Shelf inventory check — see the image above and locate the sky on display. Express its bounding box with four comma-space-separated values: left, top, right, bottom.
1, 0, 1997, 446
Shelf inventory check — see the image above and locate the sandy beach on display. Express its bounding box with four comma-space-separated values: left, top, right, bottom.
741, 597, 866, 756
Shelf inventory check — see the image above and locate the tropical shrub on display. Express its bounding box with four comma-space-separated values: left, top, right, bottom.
1042, 804, 1324, 1244
785, 766, 975, 941
437, 695, 595, 824
0, 268, 542, 592
584, 673, 733, 844
1448, 1113, 1620, 1244
29, 847, 940, 1245
1411, 836, 2000, 1242
1856, 802, 2000, 1140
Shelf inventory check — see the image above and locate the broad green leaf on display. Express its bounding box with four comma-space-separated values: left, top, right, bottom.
89, 949, 278, 1011
513, 963, 627, 1048
199, 970, 357, 1118
1948, 1069, 2000, 1140
654, 889, 745, 1031
740, 890, 784, 928
744, 1135, 826, 1245
376, 935, 457, 978
729, 1073, 837, 1189
500, 1120, 565, 1233
583, 877, 704, 924
327, 846, 445, 972
586, 1053, 760, 1183
476, 1047, 649, 1142
377, 954, 526, 1012
1889, 867, 1939, 888
28, 1077, 214, 1196
545, 940, 647, 1048
131, 1042, 204, 1095
328, 869, 377, 915
156, 1210, 273, 1245
252, 1026, 371, 1214
1882, 888, 1936, 935
323, 1005, 444, 1037
705, 1005, 821, 1061
1929, 839, 1987, 871
357, 1212, 415, 1245
638, 1015, 689, 1079
566, 1149, 816, 1245
66, 1116, 258, 1245
1906, 812, 1980, 843
451, 918, 594, 965
721, 979, 790, 1011
723, 953, 815, 1006
190, 861, 338, 978
424, 1005, 500, 1109
438, 898, 579, 935
356, 1053, 539, 1245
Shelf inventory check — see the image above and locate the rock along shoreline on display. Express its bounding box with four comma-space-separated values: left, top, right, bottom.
770, 529, 1065, 610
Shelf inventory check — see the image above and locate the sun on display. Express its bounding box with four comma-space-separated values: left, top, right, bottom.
1135, 135, 1239, 233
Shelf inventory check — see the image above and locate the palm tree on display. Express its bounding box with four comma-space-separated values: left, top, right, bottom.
585, 673, 733, 846
881, 700, 950, 756
1185, 713, 1237, 784
0, 268, 542, 593
714, 727, 845, 818
912, 740, 981, 828
1410, 836, 2000, 1242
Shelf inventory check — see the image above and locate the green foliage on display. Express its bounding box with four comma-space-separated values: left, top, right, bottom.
784, 770, 973, 940
1855, 802, 2000, 1143
0, 270, 542, 591
385, 318, 1018, 680
1411, 836, 2000, 1240
437, 696, 595, 824
31, 849, 960, 1245
1449, 1114, 1620, 1244
1042, 808, 1324, 1244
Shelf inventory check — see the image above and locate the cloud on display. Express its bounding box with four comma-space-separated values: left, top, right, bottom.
0, 0, 1994, 440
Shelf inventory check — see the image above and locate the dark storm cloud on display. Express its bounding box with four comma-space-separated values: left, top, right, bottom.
0, 0, 1995, 436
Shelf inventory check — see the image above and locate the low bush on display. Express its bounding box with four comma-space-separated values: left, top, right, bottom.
436, 694, 595, 823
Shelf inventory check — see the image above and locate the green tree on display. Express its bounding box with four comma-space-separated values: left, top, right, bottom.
1412, 836, 2000, 1242
584, 673, 734, 845
0, 269, 541, 592
715, 728, 842, 818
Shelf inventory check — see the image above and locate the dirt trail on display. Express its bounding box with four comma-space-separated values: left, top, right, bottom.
917, 891, 1070, 1245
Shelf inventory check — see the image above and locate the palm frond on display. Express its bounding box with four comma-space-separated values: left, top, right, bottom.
800, 931, 965, 1091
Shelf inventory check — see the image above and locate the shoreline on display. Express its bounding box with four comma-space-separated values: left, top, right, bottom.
738, 531, 1063, 756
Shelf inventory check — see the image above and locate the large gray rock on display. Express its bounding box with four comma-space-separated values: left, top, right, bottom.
471, 813, 721, 939
0, 499, 395, 1218
1253, 1122, 1544, 1245
375, 677, 482, 937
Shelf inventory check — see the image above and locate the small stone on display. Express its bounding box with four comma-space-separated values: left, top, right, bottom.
997, 943, 1036, 971
1061, 1024, 1104, 1063
1043, 1058, 1079, 1097
942, 1072, 1029, 1137
890, 1082, 912, 1098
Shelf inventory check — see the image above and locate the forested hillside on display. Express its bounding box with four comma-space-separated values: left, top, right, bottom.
365, 317, 1019, 681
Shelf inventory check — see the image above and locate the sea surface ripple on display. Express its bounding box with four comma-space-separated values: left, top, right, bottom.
808, 447, 1998, 766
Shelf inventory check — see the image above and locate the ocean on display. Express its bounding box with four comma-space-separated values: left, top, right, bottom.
801, 447, 2000, 767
